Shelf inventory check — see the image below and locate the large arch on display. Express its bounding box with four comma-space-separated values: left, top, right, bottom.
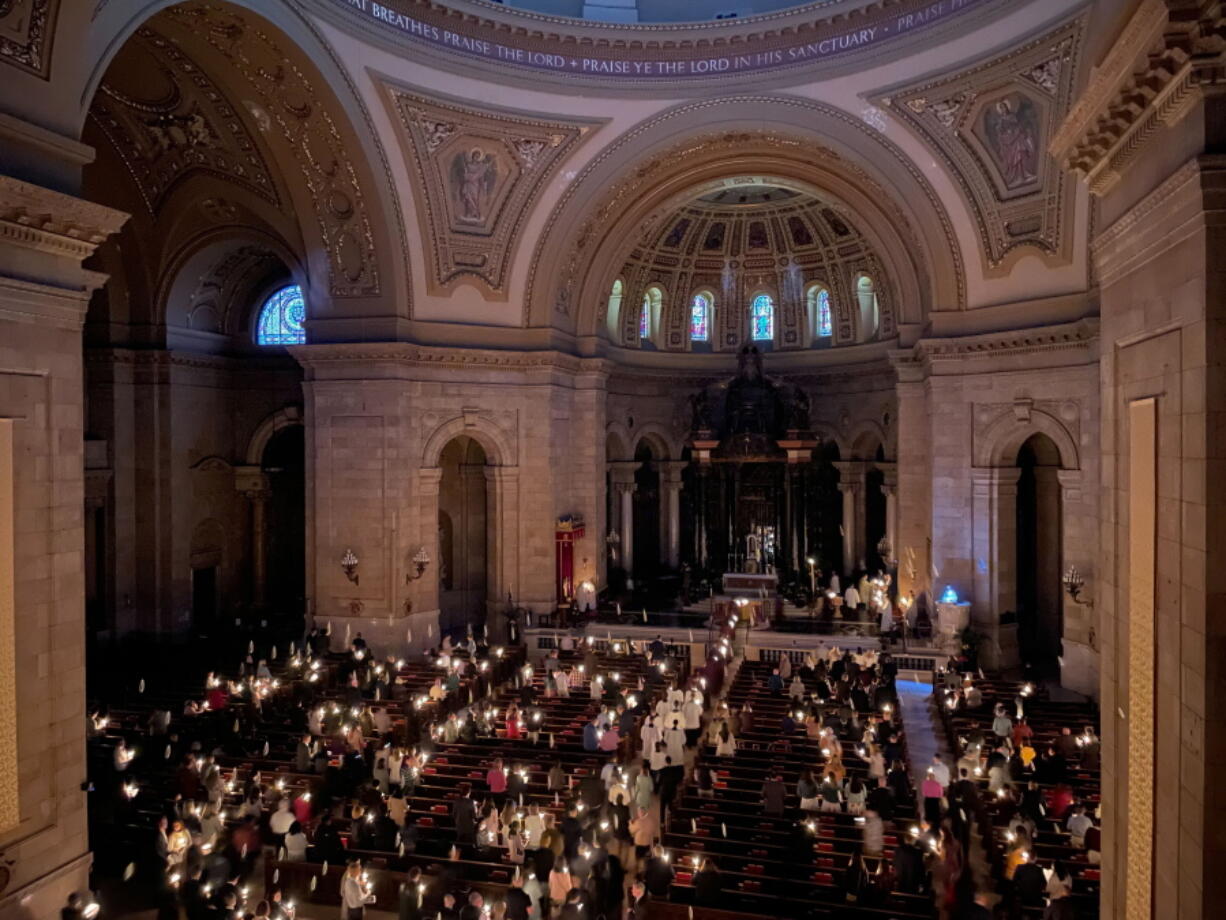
80, 0, 411, 328
526, 95, 965, 338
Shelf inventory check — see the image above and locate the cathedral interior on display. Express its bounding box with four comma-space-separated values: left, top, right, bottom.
0, 0, 1222, 918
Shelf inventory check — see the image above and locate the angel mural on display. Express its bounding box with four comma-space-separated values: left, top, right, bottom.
982, 94, 1040, 190
450, 147, 498, 223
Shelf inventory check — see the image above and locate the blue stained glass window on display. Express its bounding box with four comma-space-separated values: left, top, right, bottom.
817, 289, 832, 337
256, 285, 306, 345
690, 293, 710, 341
639, 294, 651, 340
750, 293, 774, 341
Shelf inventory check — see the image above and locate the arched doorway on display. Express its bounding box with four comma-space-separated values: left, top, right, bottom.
632, 441, 661, 579
1015, 433, 1063, 672
438, 436, 489, 634
262, 425, 305, 620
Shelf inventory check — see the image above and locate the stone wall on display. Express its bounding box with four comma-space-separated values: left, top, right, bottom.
0, 178, 125, 919
1092, 144, 1226, 920
295, 346, 609, 651
84, 351, 303, 634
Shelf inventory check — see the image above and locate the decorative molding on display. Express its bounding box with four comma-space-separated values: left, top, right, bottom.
380, 80, 601, 297
308, 0, 1012, 88
87, 27, 279, 215
874, 16, 1084, 274
165, 3, 381, 298
0, 0, 60, 79
0, 177, 130, 289
289, 341, 612, 377
1051, 1, 1226, 195
890, 318, 1099, 380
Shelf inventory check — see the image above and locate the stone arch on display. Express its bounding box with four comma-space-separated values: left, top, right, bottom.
80, 0, 410, 322
245, 406, 304, 466
630, 424, 679, 462
975, 409, 1079, 470
158, 227, 304, 342
848, 421, 888, 461
605, 424, 632, 462
421, 415, 515, 469
526, 95, 964, 337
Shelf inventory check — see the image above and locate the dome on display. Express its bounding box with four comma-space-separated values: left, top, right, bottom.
609, 183, 887, 351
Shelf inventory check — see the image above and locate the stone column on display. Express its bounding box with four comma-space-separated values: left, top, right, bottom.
879, 464, 898, 562
833, 461, 866, 574
235, 466, 271, 608
607, 462, 639, 575
659, 460, 686, 569
970, 467, 1021, 670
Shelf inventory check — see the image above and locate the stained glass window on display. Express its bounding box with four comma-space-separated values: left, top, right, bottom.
690, 293, 711, 341
639, 294, 651, 340
750, 293, 774, 341
817, 288, 832, 337
256, 285, 306, 345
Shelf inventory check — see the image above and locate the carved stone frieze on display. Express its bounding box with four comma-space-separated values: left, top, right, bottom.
874, 16, 1084, 275
381, 80, 601, 297
1051, 0, 1226, 196
164, 3, 381, 298
88, 27, 279, 214
0, 0, 59, 79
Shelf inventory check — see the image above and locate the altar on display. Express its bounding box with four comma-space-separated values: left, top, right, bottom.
709, 571, 779, 629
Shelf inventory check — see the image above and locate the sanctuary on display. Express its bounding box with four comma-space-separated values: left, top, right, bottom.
0, 1, 1219, 919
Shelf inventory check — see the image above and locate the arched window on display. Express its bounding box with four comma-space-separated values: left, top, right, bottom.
690, 292, 712, 342
255, 284, 306, 345
807, 284, 833, 340
606, 279, 624, 341
856, 274, 880, 341
639, 285, 663, 345
750, 293, 774, 342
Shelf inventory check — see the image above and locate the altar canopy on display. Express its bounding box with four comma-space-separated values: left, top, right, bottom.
684, 346, 834, 581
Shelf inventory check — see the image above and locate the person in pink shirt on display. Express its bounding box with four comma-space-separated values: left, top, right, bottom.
598, 724, 621, 753
921, 768, 944, 826
487, 758, 508, 806
293, 791, 312, 824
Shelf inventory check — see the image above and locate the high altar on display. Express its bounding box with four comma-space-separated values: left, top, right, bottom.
684, 346, 824, 583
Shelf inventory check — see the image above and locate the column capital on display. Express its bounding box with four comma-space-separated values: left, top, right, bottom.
970, 466, 1022, 494
607, 461, 640, 486
658, 459, 687, 485
832, 460, 867, 491
234, 465, 270, 495
485, 465, 520, 485
417, 467, 443, 495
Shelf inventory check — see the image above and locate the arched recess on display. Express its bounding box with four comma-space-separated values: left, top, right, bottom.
418, 415, 519, 634
158, 226, 305, 351
437, 436, 489, 634
246, 406, 305, 465
526, 96, 964, 338
80, 0, 411, 327
971, 410, 1079, 672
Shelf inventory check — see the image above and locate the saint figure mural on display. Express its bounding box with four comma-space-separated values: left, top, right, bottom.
451, 147, 497, 223
983, 95, 1039, 190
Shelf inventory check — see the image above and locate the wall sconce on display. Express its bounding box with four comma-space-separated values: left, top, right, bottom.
341, 548, 359, 585
405, 546, 431, 583
1063, 565, 1092, 607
